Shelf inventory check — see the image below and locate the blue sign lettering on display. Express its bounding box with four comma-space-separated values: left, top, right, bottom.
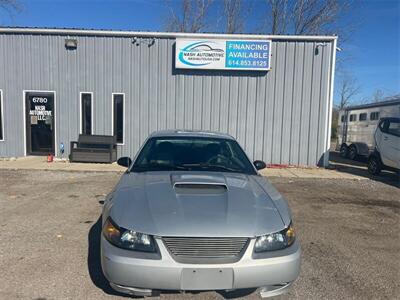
225, 41, 270, 69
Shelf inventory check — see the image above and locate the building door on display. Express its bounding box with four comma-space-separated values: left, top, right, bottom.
26, 92, 55, 155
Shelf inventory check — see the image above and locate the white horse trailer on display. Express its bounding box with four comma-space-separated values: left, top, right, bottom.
337, 97, 400, 159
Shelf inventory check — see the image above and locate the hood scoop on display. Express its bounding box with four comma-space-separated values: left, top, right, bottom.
171, 174, 228, 194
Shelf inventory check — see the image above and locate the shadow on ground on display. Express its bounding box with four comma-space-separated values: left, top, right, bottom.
88, 216, 256, 299
329, 151, 399, 188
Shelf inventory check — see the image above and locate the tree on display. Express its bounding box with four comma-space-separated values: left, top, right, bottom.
0, 0, 21, 22
164, 0, 354, 36
263, 0, 353, 37
331, 107, 339, 138
336, 74, 360, 109
266, 0, 288, 35
165, 0, 214, 33
372, 89, 384, 103
222, 0, 250, 34
332, 72, 359, 142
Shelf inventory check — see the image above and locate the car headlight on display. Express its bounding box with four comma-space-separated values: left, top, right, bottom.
102, 217, 156, 252
254, 223, 295, 252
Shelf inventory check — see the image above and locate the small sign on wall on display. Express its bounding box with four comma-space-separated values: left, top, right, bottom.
175, 39, 271, 71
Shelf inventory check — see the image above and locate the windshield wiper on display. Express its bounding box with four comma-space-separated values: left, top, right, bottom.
131, 163, 188, 172
181, 163, 239, 172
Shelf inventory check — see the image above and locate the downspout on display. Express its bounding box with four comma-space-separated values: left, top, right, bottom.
323, 38, 338, 167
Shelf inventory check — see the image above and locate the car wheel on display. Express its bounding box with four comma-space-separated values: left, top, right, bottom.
348, 145, 358, 160
368, 156, 381, 175
340, 144, 348, 158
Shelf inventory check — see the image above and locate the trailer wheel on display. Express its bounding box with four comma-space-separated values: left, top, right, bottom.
340, 144, 348, 158
368, 155, 382, 175
348, 145, 358, 160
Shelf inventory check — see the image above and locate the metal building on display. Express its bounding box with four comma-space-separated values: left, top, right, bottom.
0, 27, 337, 167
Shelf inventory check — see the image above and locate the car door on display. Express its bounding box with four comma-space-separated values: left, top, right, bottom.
378, 119, 400, 169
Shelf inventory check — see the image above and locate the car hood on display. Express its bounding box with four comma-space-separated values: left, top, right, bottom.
108, 172, 286, 237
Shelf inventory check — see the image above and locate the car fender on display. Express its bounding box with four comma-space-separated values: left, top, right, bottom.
253, 176, 292, 228
369, 149, 381, 159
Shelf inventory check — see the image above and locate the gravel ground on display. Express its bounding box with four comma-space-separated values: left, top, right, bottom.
0, 169, 398, 300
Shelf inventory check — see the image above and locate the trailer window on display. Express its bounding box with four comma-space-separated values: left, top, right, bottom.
341, 115, 345, 123
349, 114, 357, 122
359, 113, 367, 121
370, 112, 380, 121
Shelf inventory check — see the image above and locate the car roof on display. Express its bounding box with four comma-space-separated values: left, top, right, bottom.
149, 130, 235, 140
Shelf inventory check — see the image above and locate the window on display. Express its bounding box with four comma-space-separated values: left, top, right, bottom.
379, 120, 387, 131
80, 93, 93, 135
387, 120, 400, 137
359, 113, 367, 121
370, 112, 380, 121
113, 93, 124, 144
341, 115, 345, 123
132, 137, 257, 175
349, 114, 357, 122
0, 90, 3, 141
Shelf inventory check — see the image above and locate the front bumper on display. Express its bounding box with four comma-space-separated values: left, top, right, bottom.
101, 236, 301, 294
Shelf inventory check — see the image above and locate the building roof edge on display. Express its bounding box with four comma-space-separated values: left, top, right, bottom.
0, 26, 338, 41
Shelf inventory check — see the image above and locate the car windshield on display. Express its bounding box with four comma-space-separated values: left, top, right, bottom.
131, 136, 257, 175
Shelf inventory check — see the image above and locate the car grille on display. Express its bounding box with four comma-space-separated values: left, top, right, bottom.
162, 237, 249, 264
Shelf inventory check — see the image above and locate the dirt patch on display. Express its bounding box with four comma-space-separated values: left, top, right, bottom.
0, 170, 398, 300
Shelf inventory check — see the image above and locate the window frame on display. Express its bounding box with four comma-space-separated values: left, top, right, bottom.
359, 113, 367, 121
111, 93, 125, 145
0, 89, 4, 141
387, 120, 400, 138
79, 92, 94, 135
378, 120, 387, 132
349, 114, 357, 122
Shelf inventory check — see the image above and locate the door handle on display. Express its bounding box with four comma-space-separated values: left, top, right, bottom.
383, 136, 388, 141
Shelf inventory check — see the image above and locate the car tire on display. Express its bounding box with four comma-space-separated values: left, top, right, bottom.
348, 145, 358, 160
340, 144, 348, 158
368, 155, 382, 175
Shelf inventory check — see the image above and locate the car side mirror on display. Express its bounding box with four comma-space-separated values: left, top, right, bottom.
253, 160, 266, 170
117, 157, 132, 168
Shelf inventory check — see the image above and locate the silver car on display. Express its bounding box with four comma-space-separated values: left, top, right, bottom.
101, 130, 301, 298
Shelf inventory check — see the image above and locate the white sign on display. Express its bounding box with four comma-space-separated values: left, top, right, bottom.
29, 105, 52, 121
175, 39, 271, 71
32, 97, 48, 104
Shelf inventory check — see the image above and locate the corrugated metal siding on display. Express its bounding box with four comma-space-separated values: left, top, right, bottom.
0, 33, 334, 166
